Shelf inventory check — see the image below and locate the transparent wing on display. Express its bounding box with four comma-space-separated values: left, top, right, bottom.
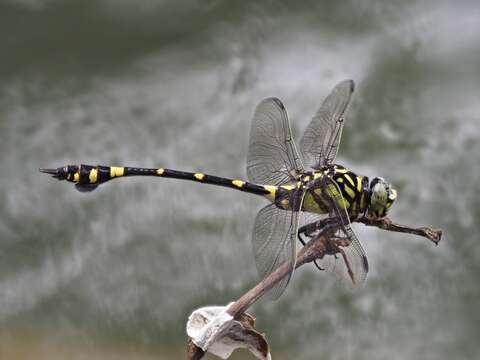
300, 80, 355, 170
247, 98, 304, 185
314, 176, 368, 288
252, 190, 305, 300
315, 228, 368, 288
298, 211, 327, 235
297, 211, 330, 272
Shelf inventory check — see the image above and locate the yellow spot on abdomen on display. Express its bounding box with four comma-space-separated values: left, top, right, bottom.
73, 172, 80, 183
110, 167, 124, 178
89, 169, 98, 183
232, 180, 244, 188
194, 173, 205, 181
157, 168, 165, 175
263, 185, 277, 201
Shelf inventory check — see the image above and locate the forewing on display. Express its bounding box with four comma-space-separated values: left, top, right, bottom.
247, 98, 304, 185
300, 80, 355, 170
252, 191, 305, 300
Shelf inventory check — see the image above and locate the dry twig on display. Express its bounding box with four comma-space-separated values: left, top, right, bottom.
355, 217, 442, 245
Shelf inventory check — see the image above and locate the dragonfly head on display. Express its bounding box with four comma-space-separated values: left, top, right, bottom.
367, 177, 397, 219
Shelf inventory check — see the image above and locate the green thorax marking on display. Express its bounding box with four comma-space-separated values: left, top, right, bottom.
274, 164, 368, 218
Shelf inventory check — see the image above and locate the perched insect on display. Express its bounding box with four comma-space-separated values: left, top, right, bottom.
40, 80, 397, 299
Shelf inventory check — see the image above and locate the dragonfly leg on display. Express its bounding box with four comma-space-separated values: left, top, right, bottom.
297, 231, 307, 247
298, 231, 325, 271
313, 259, 325, 271
298, 223, 316, 238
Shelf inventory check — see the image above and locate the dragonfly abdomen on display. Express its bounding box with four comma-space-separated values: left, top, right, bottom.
40, 164, 279, 199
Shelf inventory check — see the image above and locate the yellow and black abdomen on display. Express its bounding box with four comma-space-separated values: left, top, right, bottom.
42, 164, 279, 198
60, 164, 118, 192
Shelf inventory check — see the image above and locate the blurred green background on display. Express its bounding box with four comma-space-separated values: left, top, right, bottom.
0, 0, 478, 359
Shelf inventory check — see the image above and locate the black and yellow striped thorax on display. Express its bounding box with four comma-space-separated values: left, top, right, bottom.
274, 164, 369, 219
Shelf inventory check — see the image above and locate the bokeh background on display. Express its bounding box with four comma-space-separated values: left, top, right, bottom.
1, 1, 479, 359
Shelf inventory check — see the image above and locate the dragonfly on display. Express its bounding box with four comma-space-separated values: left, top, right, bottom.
40, 80, 397, 299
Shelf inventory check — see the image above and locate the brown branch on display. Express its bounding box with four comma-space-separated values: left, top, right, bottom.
355, 216, 442, 245
228, 235, 327, 317
186, 218, 443, 359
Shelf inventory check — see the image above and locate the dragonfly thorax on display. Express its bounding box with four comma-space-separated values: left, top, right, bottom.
273, 164, 371, 219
